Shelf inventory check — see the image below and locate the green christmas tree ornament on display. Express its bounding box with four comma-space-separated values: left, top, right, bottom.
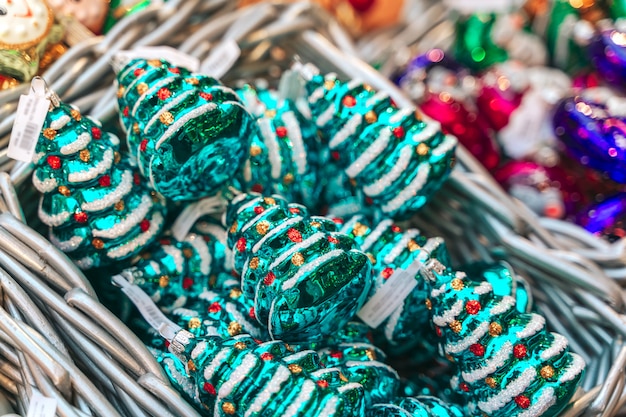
421, 256, 585, 417
226, 193, 373, 343
116, 58, 256, 201
32, 94, 166, 269
297, 64, 457, 219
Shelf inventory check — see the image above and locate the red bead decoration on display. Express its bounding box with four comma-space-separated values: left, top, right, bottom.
469, 343, 486, 357
382, 267, 394, 280
157, 88, 171, 100
515, 395, 531, 409
249, 307, 256, 319
264, 272, 275, 286
465, 300, 482, 315
332, 218, 344, 224
133, 173, 141, 185
260, 353, 274, 361
140, 139, 148, 152
168, 67, 180, 74
133, 68, 145, 77
316, 380, 329, 389
287, 228, 303, 243
91, 127, 102, 139
288, 207, 300, 214
327, 236, 339, 244
74, 212, 88, 223
203, 382, 216, 395
123, 107, 129, 117
254, 206, 265, 215
182, 277, 193, 290
459, 382, 470, 392
435, 327, 442, 337
392, 126, 405, 138
330, 351, 343, 359
331, 151, 340, 160
47, 156, 61, 170
365, 197, 374, 205
251, 184, 263, 193
199, 92, 213, 101
391, 225, 401, 233
140, 219, 150, 232
342, 95, 357, 107
513, 344, 527, 359
275, 126, 287, 138
98, 175, 111, 187
208, 302, 221, 313
236, 238, 247, 252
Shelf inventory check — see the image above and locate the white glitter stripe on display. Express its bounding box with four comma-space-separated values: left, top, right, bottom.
518, 387, 556, 417
235, 195, 265, 217
381, 163, 430, 214
431, 284, 447, 298
38, 199, 70, 227
190, 341, 207, 360
162, 244, 184, 274
93, 195, 152, 239
490, 296, 516, 315
432, 134, 457, 156
311, 367, 340, 378
389, 107, 414, 124
32, 152, 45, 164
361, 219, 393, 252
32, 174, 58, 193
81, 170, 133, 212
541, 334, 568, 360
154, 102, 219, 150
411, 121, 440, 143
474, 282, 492, 295
216, 353, 257, 404
186, 235, 212, 275
269, 232, 325, 270
144, 89, 195, 134
225, 303, 260, 338
385, 304, 404, 342
75, 257, 94, 269
119, 61, 143, 89
50, 115, 71, 130
60, 132, 91, 155
366, 92, 388, 108
317, 396, 339, 417
231, 193, 250, 206
258, 119, 282, 179
245, 366, 291, 416
281, 249, 344, 290
362, 146, 412, 197
132, 75, 179, 117
243, 159, 252, 182
432, 299, 464, 326
283, 111, 307, 175
462, 342, 512, 383
109, 133, 120, 147
337, 382, 363, 393
252, 216, 303, 254
329, 113, 362, 149
316, 103, 336, 127
516, 314, 545, 339
445, 322, 489, 354
309, 87, 325, 104
559, 353, 585, 383
283, 350, 317, 363
68, 148, 114, 183
339, 216, 362, 235
49, 234, 83, 252
383, 229, 421, 264
478, 368, 536, 414
147, 260, 161, 276
107, 211, 163, 259
203, 348, 231, 381
345, 129, 391, 178
282, 380, 315, 417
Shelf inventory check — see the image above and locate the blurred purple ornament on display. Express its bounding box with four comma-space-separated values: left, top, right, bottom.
577, 193, 626, 240
589, 26, 626, 88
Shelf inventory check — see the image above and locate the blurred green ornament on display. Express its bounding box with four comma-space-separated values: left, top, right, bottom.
454, 14, 510, 71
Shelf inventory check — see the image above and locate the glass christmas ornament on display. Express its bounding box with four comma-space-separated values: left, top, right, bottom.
588, 24, 626, 88
47, 0, 109, 34
576, 192, 626, 240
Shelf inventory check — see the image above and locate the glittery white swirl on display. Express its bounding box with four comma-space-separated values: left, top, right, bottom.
49, 234, 83, 252
32, 174, 58, 193
32, 152, 45, 164
366, 92, 388, 108
68, 148, 114, 183
389, 107, 414, 124
50, 115, 71, 130
93, 195, 152, 239
243, 159, 252, 182
225, 303, 261, 338
281, 249, 344, 290
108, 132, 120, 147
269, 232, 325, 270
462, 342, 512, 383
411, 121, 440, 143
132, 76, 179, 117
518, 387, 556, 417
316, 103, 336, 128
329, 113, 362, 149
38, 199, 70, 227
559, 353, 585, 383
190, 341, 207, 360
75, 256, 94, 269
362, 146, 413, 197
445, 322, 489, 354
283, 350, 317, 363
430, 284, 447, 298
516, 314, 546, 339
203, 347, 231, 381
490, 296, 516, 316
337, 382, 363, 393
360, 219, 393, 252
119, 61, 144, 91
215, 352, 257, 412
474, 282, 492, 295
81, 170, 133, 212
258, 119, 282, 179
245, 365, 291, 416
316, 396, 339, 417
143, 89, 195, 134
282, 380, 315, 417
107, 211, 163, 259
381, 163, 430, 214
154, 102, 219, 150
309, 87, 325, 104
383, 229, 421, 265
162, 356, 197, 400
185, 234, 212, 275
432, 299, 464, 326
541, 333, 568, 360
477, 367, 536, 414
252, 216, 303, 254
345, 129, 391, 178
162, 244, 185, 274
310, 367, 341, 378
60, 133, 91, 155
431, 134, 457, 157
384, 304, 404, 342
283, 111, 307, 175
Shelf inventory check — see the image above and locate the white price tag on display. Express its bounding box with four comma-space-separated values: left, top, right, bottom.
7, 79, 51, 163
200, 39, 241, 79
25, 392, 56, 417
112, 274, 181, 341
170, 196, 226, 242
357, 259, 421, 329
443, 0, 523, 13
113, 47, 200, 73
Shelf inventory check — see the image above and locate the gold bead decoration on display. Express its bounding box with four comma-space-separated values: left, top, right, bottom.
352, 223, 368, 237
229, 221, 238, 234
425, 299, 432, 310
114, 151, 121, 164
414, 109, 423, 121
147, 59, 162, 67
449, 320, 462, 333
182, 248, 193, 259
417, 143, 430, 156
187, 359, 197, 372
310, 221, 322, 228
283, 173, 294, 184
264, 109, 276, 119
363, 84, 374, 92
291, 252, 305, 266
70, 109, 81, 121
185, 77, 199, 85
58, 186, 71, 196
79, 149, 91, 162
117, 86, 125, 98
222, 402, 236, 415
367, 253, 377, 265
489, 322, 503, 337
451, 278, 464, 291
284, 343, 294, 352
228, 321, 242, 336
365, 349, 376, 361
445, 354, 455, 362
234, 342, 246, 350
288, 364, 302, 374
92, 239, 104, 250
249, 257, 260, 270
263, 197, 276, 205
133, 122, 140, 134
250, 145, 262, 157
229, 288, 242, 298
188, 317, 201, 329
540, 365, 555, 379
407, 239, 420, 252
43, 128, 57, 140
159, 275, 170, 288
349, 178, 357, 187
136, 83, 148, 95
209, 274, 217, 287
450, 156, 457, 169
114, 201, 125, 211
364, 110, 378, 124
485, 377, 497, 388
339, 373, 349, 382
256, 221, 270, 235
159, 111, 174, 125
324, 79, 335, 90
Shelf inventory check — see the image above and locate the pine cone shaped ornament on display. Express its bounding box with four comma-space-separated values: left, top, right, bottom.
297, 64, 457, 219
116, 58, 256, 201
226, 193, 373, 342
33, 98, 166, 269
421, 256, 585, 417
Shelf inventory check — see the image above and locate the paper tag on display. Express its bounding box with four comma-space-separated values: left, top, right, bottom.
170, 196, 226, 242
113, 47, 200, 73
200, 39, 241, 79
357, 259, 421, 328
443, 0, 523, 13
112, 274, 181, 340
25, 392, 56, 417
8, 79, 51, 163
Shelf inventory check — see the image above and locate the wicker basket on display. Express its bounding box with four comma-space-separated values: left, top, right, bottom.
0, 1, 624, 416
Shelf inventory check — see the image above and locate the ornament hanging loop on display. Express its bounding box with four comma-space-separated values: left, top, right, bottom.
30, 77, 60, 108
